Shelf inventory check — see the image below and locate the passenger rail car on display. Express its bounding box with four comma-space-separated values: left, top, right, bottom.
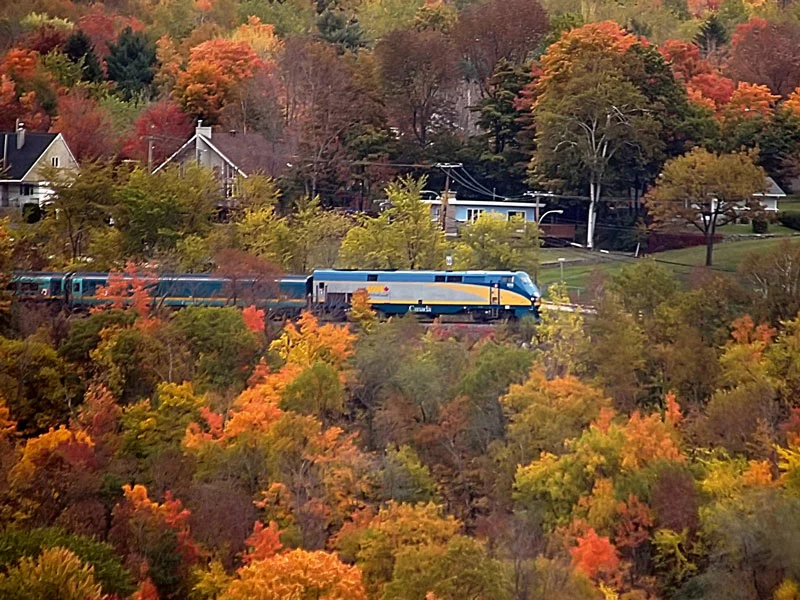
9, 269, 541, 321
10, 272, 309, 315
313, 269, 540, 321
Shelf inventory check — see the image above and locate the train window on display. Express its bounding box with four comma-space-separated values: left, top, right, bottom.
72, 282, 80, 293
318, 282, 325, 289
446, 275, 462, 283
501, 276, 512, 285
367, 274, 378, 281
434, 275, 445, 282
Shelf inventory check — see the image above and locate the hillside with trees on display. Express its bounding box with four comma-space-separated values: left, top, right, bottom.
4, 0, 800, 598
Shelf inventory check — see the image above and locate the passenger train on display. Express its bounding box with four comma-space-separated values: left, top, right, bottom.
9, 269, 541, 321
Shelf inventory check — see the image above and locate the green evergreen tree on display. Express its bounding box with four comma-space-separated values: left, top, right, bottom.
317, 11, 367, 53
106, 27, 157, 99
64, 30, 103, 83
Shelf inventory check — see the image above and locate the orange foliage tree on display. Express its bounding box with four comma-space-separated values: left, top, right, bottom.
724, 82, 779, 121
570, 527, 620, 580
92, 262, 156, 321
174, 38, 261, 123
109, 484, 198, 598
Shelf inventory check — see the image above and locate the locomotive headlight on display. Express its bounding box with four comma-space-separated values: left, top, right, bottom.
533, 296, 541, 306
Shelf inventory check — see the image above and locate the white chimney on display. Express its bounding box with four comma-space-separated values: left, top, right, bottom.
16, 120, 25, 150
195, 119, 212, 139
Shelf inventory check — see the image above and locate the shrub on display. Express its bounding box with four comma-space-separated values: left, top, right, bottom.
778, 210, 800, 231
752, 217, 768, 233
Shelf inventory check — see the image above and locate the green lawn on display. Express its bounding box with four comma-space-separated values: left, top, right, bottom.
716, 223, 798, 236
537, 237, 796, 299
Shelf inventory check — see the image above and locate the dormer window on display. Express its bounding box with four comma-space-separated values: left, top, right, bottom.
51, 156, 60, 167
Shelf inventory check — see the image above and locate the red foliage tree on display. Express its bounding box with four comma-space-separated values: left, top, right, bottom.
660, 39, 711, 82
18, 25, 70, 55
50, 90, 117, 160
728, 18, 800, 97
243, 521, 283, 563
76, 9, 117, 58
688, 72, 736, 109
120, 99, 194, 167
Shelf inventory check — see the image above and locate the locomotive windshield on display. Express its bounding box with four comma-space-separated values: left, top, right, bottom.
515, 272, 539, 298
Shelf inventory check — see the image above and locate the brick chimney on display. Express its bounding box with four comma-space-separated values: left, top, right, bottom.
15, 120, 25, 150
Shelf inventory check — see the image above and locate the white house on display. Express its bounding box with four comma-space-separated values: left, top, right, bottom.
752, 176, 786, 212
422, 192, 546, 235
0, 123, 78, 216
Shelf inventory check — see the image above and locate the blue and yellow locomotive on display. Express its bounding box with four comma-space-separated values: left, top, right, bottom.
312, 269, 540, 320
10, 269, 541, 321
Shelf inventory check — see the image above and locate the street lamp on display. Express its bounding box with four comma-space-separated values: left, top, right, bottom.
538, 209, 564, 224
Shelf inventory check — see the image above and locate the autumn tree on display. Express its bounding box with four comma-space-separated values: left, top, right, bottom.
37, 160, 117, 263
646, 148, 766, 266
453, 212, 540, 274
740, 240, 800, 322
50, 91, 118, 161
114, 165, 218, 258
376, 28, 458, 147
727, 18, 800, 97
121, 99, 194, 167
7, 426, 101, 532
0, 546, 103, 600
531, 22, 661, 249
356, 502, 461, 597
174, 38, 260, 123
340, 177, 446, 269
109, 484, 198, 600
225, 549, 368, 600
278, 38, 387, 198
383, 536, 512, 600
454, 0, 547, 94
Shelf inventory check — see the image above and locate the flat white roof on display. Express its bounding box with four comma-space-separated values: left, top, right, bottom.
423, 199, 545, 208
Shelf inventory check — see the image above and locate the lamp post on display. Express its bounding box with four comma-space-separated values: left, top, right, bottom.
538, 209, 564, 224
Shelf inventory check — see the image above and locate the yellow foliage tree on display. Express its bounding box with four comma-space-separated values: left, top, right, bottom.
0, 546, 102, 600
224, 549, 368, 600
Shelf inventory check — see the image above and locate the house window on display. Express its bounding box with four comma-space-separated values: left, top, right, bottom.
466, 208, 484, 222
51, 156, 60, 167
507, 211, 525, 221
21, 185, 34, 196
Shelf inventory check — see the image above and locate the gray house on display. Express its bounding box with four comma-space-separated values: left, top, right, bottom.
155, 123, 290, 200
0, 124, 78, 215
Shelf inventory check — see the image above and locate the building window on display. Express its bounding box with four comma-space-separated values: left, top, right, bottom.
51, 156, 60, 167
21, 184, 34, 196
507, 210, 525, 221
466, 208, 484, 222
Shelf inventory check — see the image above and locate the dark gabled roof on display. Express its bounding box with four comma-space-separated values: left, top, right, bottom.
209, 132, 291, 178
0, 132, 58, 180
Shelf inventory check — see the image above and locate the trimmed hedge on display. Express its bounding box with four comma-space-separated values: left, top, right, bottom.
778, 210, 800, 231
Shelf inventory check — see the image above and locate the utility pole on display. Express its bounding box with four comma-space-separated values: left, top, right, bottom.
147, 136, 154, 173
435, 163, 462, 232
